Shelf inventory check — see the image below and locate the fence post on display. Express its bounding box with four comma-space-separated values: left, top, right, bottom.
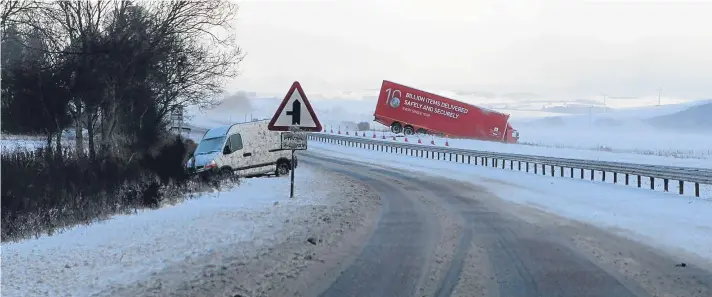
664, 179, 669, 192
679, 180, 684, 195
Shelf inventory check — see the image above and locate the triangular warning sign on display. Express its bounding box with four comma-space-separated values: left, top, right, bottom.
268, 81, 322, 132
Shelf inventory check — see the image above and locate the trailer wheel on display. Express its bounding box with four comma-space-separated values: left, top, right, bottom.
416, 128, 428, 135
403, 125, 414, 135
390, 122, 403, 134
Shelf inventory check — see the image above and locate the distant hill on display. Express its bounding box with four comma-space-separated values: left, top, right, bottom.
646, 102, 712, 132
541, 104, 613, 114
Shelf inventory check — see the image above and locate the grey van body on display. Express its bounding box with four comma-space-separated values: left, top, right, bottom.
187, 120, 295, 177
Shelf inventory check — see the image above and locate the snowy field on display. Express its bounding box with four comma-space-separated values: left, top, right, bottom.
1, 165, 378, 297
309, 141, 712, 264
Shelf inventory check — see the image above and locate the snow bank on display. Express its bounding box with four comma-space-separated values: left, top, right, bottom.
309, 142, 712, 262
1, 167, 332, 297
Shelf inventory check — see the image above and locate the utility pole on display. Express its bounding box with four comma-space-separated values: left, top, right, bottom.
600, 93, 607, 113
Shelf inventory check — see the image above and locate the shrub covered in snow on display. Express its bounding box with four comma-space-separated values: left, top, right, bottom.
0, 135, 228, 242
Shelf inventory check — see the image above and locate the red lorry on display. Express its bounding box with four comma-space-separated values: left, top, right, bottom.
373, 80, 519, 143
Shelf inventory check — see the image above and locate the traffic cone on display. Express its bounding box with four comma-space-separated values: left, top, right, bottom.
382, 135, 386, 139
372, 133, 376, 138
362, 131, 366, 137
330, 129, 333, 133
404, 137, 408, 142
346, 131, 349, 135
338, 129, 341, 134
431, 140, 435, 145
445, 136, 449, 146
418, 138, 422, 144
392, 136, 396, 140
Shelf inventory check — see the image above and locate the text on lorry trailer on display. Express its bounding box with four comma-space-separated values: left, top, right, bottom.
384, 87, 470, 120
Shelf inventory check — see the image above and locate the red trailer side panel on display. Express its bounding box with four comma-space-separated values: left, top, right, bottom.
374, 80, 511, 141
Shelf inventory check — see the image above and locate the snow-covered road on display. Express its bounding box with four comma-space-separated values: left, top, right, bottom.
1, 165, 381, 297
308, 141, 712, 265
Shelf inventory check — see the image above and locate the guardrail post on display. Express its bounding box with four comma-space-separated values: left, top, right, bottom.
503, 160, 506, 169
625, 174, 629, 185
494, 158, 498, 167
602, 171, 606, 182
534, 163, 538, 174
580, 169, 584, 179
510, 160, 514, 170
475, 156, 479, 165
664, 179, 669, 192
695, 183, 700, 197
551, 165, 555, 176
468, 156, 471, 164
518, 160, 521, 171
590, 170, 594, 181
679, 181, 684, 195
526, 162, 530, 172
637, 175, 642, 187
570, 167, 573, 178
650, 177, 655, 190
450, 153, 453, 162
613, 172, 617, 184
541, 164, 545, 175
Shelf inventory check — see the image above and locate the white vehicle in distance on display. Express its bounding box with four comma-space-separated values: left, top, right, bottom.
186, 120, 297, 178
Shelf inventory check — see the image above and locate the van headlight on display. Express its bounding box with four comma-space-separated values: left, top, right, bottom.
205, 160, 217, 170
186, 157, 195, 168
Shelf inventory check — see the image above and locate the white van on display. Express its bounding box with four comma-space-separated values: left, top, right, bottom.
186, 120, 296, 178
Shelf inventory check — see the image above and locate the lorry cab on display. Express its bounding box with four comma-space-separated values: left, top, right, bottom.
186, 120, 295, 178
505, 123, 519, 143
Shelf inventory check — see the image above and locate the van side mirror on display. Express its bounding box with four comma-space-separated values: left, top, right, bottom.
223, 145, 231, 155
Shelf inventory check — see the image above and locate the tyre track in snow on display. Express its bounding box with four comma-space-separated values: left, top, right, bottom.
300, 155, 440, 297
303, 149, 712, 297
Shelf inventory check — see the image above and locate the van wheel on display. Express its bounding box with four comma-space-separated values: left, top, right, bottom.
403, 125, 414, 135
220, 168, 233, 179
276, 162, 290, 176
390, 122, 403, 134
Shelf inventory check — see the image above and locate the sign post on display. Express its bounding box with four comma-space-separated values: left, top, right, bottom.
268, 81, 322, 198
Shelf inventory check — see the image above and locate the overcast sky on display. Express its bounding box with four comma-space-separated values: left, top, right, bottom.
229, 0, 712, 101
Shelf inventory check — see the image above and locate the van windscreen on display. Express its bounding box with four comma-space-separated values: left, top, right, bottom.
195, 136, 226, 154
